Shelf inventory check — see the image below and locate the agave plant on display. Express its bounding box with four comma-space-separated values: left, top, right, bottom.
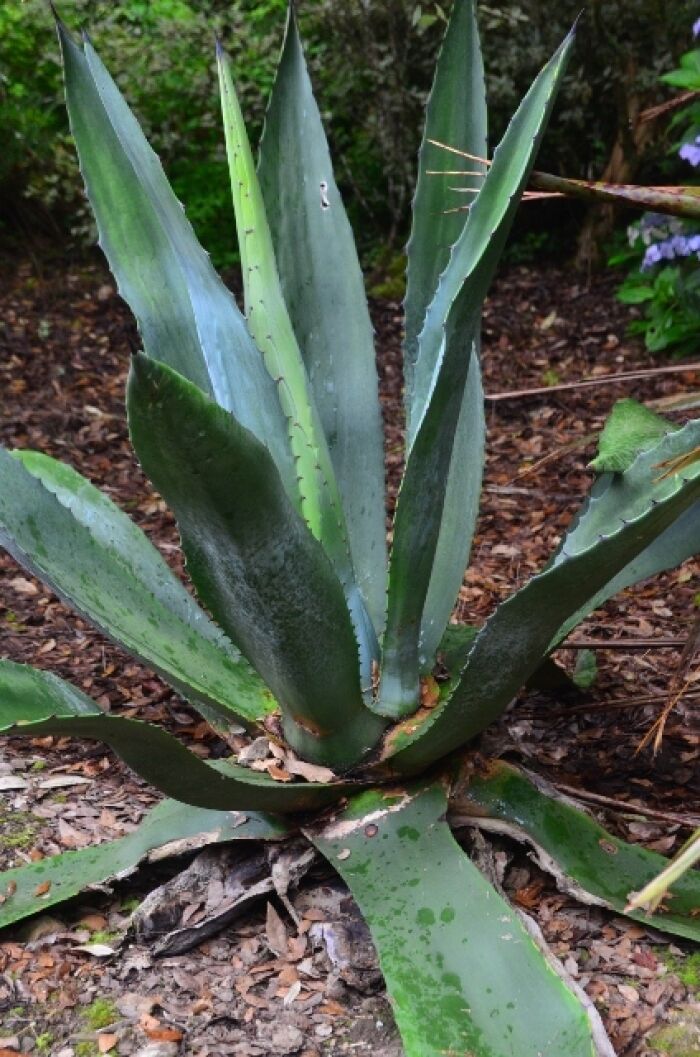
2, 4, 700, 1054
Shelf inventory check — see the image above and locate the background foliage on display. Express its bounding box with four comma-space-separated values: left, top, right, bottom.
0, 0, 696, 267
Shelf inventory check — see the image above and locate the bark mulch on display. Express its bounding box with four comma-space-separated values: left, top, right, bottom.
0, 254, 698, 1057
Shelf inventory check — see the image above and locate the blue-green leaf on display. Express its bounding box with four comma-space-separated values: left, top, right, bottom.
388, 417, 700, 769
404, 0, 487, 412
258, 8, 387, 635
0, 448, 271, 728
379, 29, 575, 717
127, 354, 385, 769
0, 797, 286, 932
57, 19, 296, 500
307, 781, 600, 1057
0, 661, 358, 813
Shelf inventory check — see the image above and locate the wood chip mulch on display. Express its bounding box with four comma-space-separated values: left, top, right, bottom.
0, 253, 698, 1056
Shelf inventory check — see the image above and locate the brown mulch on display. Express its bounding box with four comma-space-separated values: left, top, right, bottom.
0, 252, 698, 1057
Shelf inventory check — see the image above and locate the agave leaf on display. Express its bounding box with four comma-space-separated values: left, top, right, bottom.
530, 171, 700, 221
56, 20, 296, 501
0, 661, 358, 813
379, 29, 575, 718
0, 448, 271, 729
419, 354, 485, 669
404, 0, 487, 411
306, 781, 604, 1057
127, 355, 385, 769
588, 399, 679, 474
387, 417, 700, 769
217, 40, 378, 687
258, 8, 387, 636
455, 761, 700, 943
550, 421, 700, 648
404, 0, 487, 668
0, 797, 286, 931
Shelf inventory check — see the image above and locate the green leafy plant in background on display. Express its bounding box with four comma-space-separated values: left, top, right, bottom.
612, 22, 700, 356
1, 5, 700, 1054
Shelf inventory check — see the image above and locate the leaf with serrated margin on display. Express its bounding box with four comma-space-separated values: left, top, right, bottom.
550, 418, 700, 646
457, 761, 700, 942
0, 449, 271, 728
56, 19, 296, 502
379, 29, 575, 718
404, 0, 487, 417
217, 39, 378, 687
387, 417, 700, 770
403, 0, 488, 667
0, 662, 359, 813
127, 355, 385, 770
258, 8, 387, 636
307, 781, 602, 1057
0, 797, 286, 931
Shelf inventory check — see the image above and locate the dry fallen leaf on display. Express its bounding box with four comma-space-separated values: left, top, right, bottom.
97, 1034, 119, 1053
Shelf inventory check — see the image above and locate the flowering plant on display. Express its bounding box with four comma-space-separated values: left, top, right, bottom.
612, 22, 700, 355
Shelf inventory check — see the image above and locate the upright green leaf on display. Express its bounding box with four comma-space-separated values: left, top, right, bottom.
0, 448, 271, 728
56, 20, 296, 501
0, 662, 357, 813
217, 40, 378, 683
127, 355, 385, 769
0, 797, 286, 931
307, 782, 601, 1057
404, 0, 487, 412
458, 761, 700, 942
258, 9, 387, 635
387, 417, 700, 769
403, 0, 489, 671
379, 30, 575, 717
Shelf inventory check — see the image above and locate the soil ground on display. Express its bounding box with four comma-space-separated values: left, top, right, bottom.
0, 253, 698, 1057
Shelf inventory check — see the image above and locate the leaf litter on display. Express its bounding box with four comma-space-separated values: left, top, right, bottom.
0, 254, 698, 1055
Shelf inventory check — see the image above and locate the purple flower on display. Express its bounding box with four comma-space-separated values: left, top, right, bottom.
679, 136, 700, 167
642, 243, 663, 270
641, 231, 700, 270
694, 17, 700, 37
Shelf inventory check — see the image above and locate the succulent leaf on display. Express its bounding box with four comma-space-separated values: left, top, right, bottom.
387, 417, 700, 769
306, 781, 601, 1057
258, 8, 387, 636
217, 39, 379, 687
380, 29, 575, 718
0, 797, 286, 931
0, 661, 358, 812
127, 354, 385, 769
0, 448, 270, 728
404, 0, 487, 412
458, 761, 700, 942
56, 20, 296, 502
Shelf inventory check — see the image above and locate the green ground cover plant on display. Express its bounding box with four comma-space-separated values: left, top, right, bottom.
1, 4, 699, 1054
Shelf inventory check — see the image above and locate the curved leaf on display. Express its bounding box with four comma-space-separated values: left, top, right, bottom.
217, 39, 378, 686
0, 448, 271, 729
0, 662, 357, 813
56, 20, 296, 500
387, 417, 700, 769
404, 0, 487, 414
127, 355, 385, 769
379, 29, 575, 717
404, 0, 488, 669
306, 781, 602, 1057
0, 797, 286, 931
258, 9, 387, 636
456, 761, 700, 943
